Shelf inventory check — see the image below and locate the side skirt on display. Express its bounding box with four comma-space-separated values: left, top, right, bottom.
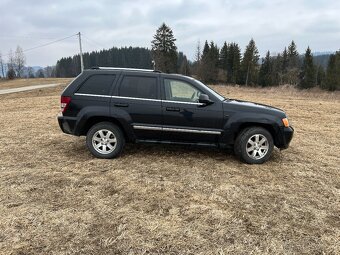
135, 139, 219, 148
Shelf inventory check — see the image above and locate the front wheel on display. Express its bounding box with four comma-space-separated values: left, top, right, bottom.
234, 127, 274, 164
86, 122, 125, 159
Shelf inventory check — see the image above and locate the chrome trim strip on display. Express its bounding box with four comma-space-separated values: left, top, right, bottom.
74, 93, 111, 98
133, 125, 221, 135
162, 127, 221, 135
111, 95, 161, 102
74, 93, 203, 105
133, 125, 163, 131
163, 100, 203, 106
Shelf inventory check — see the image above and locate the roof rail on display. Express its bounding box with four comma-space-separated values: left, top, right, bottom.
90, 66, 162, 73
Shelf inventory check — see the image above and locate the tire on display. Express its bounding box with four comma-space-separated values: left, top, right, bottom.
234, 127, 274, 164
86, 122, 125, 159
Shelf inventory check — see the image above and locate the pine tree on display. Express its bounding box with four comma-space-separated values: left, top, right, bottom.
240, 38, 260, 85
219, 42, 228, 71
288, 41, 299, 68
287, 40, 300, 85
219, 42, 242, 83
316, 65, 325, 87
282, 47, 289, 72
151, 23, 178, 73
299, 46, 316, 89
230, 43, 242, 84
323, 51, 340, 91
198, 41, 219, 82
271, 53, 282, 85
259, 51, 273, 87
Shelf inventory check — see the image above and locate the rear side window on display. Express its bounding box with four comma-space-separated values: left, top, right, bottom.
119, 76, 158, 99
77, 74, 115, 95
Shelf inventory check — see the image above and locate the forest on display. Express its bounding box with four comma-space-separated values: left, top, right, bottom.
55, 24, 339, 91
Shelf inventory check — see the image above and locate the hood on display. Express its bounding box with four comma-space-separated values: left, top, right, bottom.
224, 99, 286, 118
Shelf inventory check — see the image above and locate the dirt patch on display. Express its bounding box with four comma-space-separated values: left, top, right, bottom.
0, 84, 339, 254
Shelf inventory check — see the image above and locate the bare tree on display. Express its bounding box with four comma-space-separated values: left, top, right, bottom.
14, 46, 26, 78
36, 69, 45, 78
44, 66, 54, 78
27, 67, 35, 78
194, 40, 201, 63
0, 52, 5, 78
7, 49, 16, 79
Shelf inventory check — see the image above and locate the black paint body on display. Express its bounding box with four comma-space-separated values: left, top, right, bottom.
58, 69, 294, 149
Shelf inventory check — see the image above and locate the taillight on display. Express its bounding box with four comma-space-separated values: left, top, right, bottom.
61, 96, 71, 114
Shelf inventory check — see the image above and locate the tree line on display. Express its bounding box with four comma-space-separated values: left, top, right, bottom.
1, 23, 339, 91
150, 23, 339, 91
193, 38, 339, 91
55, 43, 190, 78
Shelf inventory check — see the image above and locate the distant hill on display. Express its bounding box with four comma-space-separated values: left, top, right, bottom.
313, 51, 335, 56
313, 54, 331, 69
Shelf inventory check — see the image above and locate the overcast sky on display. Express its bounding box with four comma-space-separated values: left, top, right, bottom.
0, 0, 339, 66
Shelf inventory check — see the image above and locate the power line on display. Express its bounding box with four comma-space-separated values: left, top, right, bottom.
2, 33, 78, 57
82, 34, 109, 49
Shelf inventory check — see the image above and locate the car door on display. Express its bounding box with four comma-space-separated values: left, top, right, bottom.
161, 77, 224, 144
111, 73, 162, 140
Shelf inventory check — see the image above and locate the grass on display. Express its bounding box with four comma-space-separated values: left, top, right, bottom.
0, 79, 339, 254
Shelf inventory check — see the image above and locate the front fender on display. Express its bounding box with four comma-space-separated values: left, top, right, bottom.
221, 113, 282, 144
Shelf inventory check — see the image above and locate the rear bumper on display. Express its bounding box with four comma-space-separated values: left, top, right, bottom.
58, 116, 77, 135
278, 126, 294, 149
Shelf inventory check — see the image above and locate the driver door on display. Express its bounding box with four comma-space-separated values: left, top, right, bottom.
161, 78, 223, 143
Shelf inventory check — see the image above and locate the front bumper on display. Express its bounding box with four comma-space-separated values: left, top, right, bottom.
278, 126, 294, 149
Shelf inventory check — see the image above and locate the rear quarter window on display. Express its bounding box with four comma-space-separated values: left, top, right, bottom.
77, 74, 116, 95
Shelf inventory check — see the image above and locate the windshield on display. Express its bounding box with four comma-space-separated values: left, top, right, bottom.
190, 78, 226, 101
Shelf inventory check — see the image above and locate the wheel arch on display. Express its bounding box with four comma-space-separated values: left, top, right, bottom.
235, 122, 279, 147
78, 116, 134, 142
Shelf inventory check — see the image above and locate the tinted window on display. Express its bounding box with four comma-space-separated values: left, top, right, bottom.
164, 79, 201, 102
77, 74, 115, 95
119, 76, 157, 99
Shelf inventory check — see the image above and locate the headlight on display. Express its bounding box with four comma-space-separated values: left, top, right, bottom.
282, 118, 289, 127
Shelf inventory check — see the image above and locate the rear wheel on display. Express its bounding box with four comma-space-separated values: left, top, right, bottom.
86, 122, 125, 159
234, 127, 274, 164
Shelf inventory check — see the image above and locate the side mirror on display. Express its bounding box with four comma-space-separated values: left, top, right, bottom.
198, 94, 213, 105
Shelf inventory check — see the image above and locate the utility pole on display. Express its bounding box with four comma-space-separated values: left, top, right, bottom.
78, 32, 84, 72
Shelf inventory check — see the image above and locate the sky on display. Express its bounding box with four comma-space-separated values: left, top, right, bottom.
0, 0, 339, 66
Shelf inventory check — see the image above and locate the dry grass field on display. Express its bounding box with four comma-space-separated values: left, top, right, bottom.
0, 78, 72, 90
0, 79, 339, 254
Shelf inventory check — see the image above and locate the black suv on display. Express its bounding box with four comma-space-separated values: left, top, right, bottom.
58, 67, 294, 164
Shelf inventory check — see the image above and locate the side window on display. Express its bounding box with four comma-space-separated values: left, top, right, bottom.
77, 74, 115, 95
119, 76, 158, 99
164, 79, 201, 102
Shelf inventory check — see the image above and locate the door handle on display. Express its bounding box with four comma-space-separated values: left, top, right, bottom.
166, 107, 180, 112
114, 103, 129, 107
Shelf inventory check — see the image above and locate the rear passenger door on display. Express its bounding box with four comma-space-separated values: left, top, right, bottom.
111, 73, 162, 140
